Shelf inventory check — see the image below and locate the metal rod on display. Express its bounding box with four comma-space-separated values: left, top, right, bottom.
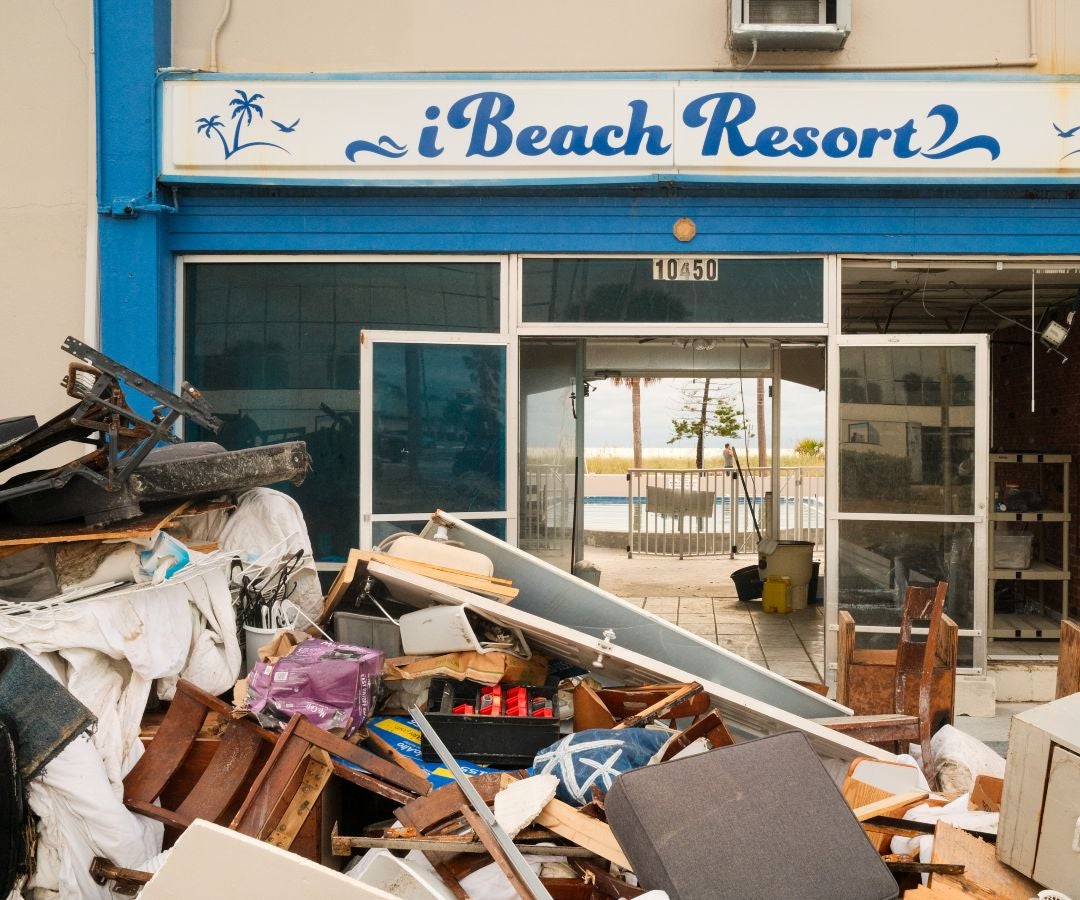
408, 706, 553, 900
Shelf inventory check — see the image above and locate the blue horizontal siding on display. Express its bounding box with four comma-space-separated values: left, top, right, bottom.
167, 190, 1080, 256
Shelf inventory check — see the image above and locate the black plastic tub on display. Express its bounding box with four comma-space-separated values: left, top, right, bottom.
731, 565, 764, 602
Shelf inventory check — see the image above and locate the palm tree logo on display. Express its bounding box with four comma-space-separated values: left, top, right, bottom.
195, 89, 292, 159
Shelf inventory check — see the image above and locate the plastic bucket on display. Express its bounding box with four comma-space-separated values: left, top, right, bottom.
731, 565, 764, 602
758, 541, 815, 610
243, 625, 277, 674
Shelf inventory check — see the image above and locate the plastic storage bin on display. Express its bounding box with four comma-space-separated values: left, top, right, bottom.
420, 678, 559, 766
994, 533, 1034, 569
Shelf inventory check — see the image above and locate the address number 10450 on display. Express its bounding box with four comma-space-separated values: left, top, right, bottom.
652, 258, 719, 281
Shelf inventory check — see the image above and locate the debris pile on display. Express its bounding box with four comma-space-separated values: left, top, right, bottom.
1, 341, 1078, 900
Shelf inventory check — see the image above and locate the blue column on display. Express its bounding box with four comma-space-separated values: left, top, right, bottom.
96, 0, 172, 392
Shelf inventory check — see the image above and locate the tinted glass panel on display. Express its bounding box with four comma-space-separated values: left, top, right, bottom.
839, 346, 976, 515
372, 518, 506, 547
838, 518, 975, 664
520, 341, 577, 572
522, 258, 823, 323
371, 343, 506, 515
185, 262, 500, 561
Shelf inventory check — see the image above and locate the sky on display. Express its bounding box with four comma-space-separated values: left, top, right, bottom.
584, 377, 825, 451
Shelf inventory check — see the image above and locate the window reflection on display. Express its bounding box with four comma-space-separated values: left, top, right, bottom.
839, 347, 975, 515
184, 262, 500, 561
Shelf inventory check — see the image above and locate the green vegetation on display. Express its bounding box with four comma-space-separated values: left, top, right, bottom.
586, 450, 815, 474
794, 438, 825, 459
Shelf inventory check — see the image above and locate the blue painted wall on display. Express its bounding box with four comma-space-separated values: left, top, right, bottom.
167, 188, 1080, 256
96, 0, 172, 392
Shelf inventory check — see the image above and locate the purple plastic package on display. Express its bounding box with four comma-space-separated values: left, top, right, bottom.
246, 639, 383, 737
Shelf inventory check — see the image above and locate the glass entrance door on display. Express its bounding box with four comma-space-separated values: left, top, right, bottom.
826, 335, 990, 676
359, 331, 516, 548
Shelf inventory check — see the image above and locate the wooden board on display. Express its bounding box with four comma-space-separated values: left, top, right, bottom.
930, 822, 1040, 899
851, 791, 929, 822
351, 549, 518, 601
1056, 618, 1080, 699
535, 799, 631, 871
0, 500, 192, 548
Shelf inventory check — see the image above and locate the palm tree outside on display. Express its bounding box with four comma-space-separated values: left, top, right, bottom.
610, 376, 659, 469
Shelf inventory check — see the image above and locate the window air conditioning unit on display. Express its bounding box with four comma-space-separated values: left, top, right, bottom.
731, 0, 851, 51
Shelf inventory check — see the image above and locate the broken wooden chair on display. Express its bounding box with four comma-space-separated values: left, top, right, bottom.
123, 680, 430, 844
819, 581, 955, 788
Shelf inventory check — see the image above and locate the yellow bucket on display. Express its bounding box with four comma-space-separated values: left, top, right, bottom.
762, 575, 792, 615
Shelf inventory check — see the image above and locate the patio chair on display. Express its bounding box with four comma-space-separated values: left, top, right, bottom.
819, 581, 955, 788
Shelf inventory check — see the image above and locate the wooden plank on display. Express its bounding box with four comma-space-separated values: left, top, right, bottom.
659, 710, 734, 762
360, 728, 428, 780
535, 799, 631, 870
394, 773, 511, 834
851, 790, 929, 822
331, 835, 597, 857
611, 682, 703, 730
460, 805, 543, 900
0, 500, 192, 548
293, 716, 430, 796
841, 777, 894, 852
1056, 618, 1080, 699
356, 549, 519, 601
930, 822, 1040, 899
264, 749, 333, 849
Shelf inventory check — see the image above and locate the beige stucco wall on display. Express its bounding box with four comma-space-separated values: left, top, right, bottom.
0, 1, 90, 450
173, 0, 1078, 75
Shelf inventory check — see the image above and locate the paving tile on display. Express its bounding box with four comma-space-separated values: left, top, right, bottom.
713, 623, 758, 637
676, 612, 715, 625
643, 599, 678, 614
678, 596, 714, 613
680, 625, 718, 640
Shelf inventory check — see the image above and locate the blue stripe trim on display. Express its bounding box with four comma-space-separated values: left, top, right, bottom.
159, 173, 1080, 189
160, 71, 1080, 85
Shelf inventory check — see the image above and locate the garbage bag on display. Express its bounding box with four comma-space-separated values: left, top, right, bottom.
245, 639, 382, 737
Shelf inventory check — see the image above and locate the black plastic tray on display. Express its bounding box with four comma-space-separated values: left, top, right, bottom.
419, 678, 560, 767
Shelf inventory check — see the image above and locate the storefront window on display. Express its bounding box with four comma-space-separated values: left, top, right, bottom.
522, 258, 823, 323
839, 346, 976, 516
184, 261, 500, 561
837, 519, 975, 667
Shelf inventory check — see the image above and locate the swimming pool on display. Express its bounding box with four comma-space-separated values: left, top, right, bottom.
583, 495, 825, 533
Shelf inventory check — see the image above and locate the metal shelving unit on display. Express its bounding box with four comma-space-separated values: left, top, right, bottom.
988, 453, 1071, 646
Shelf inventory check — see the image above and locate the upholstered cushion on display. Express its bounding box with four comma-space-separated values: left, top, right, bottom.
605, 731, 898, 900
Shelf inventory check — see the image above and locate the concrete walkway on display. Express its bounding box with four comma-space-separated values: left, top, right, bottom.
587, 544, 826, 683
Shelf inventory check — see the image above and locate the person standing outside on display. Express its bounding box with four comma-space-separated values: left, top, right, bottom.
723, 442, 735, 475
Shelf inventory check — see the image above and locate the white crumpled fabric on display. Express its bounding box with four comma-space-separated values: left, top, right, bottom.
0, 556, 240, 900
217, 488, 323, 623
890, 792, 1000, 883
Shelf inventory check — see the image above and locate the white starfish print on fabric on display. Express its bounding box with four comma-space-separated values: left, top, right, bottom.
533, 734, 627, 804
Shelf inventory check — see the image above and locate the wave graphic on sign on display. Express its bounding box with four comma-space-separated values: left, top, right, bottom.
345, 136, 409, 161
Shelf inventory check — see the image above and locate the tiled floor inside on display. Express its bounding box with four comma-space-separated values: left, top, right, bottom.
620, 595, 826, 683
586, 544, 827, 684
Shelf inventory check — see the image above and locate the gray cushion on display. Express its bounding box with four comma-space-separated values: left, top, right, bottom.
605, 731, 898, 900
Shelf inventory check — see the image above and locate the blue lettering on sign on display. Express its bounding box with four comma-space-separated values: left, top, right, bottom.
681, 91, 1000, 161
343, 89, 1001, 166
346, 91, 671, 162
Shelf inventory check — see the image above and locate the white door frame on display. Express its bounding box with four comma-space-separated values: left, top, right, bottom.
825, 332, 991, 678
359, 329, 519, 549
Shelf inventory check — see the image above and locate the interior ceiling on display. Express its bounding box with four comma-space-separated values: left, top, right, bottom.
841, 264, 1080, 336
